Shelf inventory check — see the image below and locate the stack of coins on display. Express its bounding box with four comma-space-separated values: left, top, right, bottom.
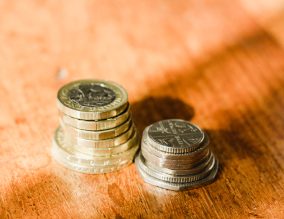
135, 119, 218, 190
52, 80, 139, 174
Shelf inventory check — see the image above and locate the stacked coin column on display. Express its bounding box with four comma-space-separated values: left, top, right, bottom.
52, 80, 139, 174
135, 119, 218, 191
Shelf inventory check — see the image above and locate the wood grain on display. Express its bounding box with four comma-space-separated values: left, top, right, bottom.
0, 0, 284, 218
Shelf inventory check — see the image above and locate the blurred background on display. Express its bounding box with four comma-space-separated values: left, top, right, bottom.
0, 0, 283, 130
0, 0, 284, 218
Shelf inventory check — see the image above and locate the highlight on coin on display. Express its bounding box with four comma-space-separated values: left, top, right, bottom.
135, 119, 218, 191
52, 79, 139, 174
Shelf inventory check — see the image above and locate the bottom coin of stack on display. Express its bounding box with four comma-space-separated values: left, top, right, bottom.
135, 119, 218, 191
52, 79, 139, 174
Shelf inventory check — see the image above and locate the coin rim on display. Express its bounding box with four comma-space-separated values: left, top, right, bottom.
54, 127, 139, 157
76, 131, 139, 156
64, 123, 135, 148
141, 145, 211, 167
141, 133, 210, 160
52, 143, 138, 167
52, 130, 139, 166
60, 117, 132, 140
135, 155, 219, 191
136, 153, 216, 183
143, 152, 215, 176
52, 149, 133, 174
59, 104, 130, 131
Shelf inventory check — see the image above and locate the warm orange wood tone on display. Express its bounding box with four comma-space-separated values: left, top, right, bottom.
0, 1, 283, 218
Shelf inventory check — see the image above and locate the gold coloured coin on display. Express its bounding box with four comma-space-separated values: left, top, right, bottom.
52, 149, 133, 174
52, 128, 139, 166
71, 131, 139, 156
64, 123, 135, 148
54, 127, 139, 156
59, 105, 130, 131
60, 117, 132, 140
57, 80, 128, 120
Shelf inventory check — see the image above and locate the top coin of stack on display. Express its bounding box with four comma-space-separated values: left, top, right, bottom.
135, 119, 218, 190
52, 80, 139, 174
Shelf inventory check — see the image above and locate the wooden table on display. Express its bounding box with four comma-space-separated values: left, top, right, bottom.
0, 1, 283, 218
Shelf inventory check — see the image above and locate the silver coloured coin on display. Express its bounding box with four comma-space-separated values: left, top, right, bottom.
141, 144, 211, 169
64, 124, 135, 148
145, 120, 205, 154
142, 132, 210, 160
135, 155, 219, 191
143, 152, 215, 176
60, 117, 132, 140
57, 80, 128, 120
136, 153, 216, 183
59, 105, 130, 131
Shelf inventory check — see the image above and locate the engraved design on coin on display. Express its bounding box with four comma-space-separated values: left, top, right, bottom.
68, 84, 116, 107
148, 119, 204, 148
57, 80, 128, 119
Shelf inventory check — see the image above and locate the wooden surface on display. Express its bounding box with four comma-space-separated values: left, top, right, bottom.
0, 0, 284, 218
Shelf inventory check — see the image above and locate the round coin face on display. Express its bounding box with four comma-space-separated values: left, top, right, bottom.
148, 119, 204, 149
57, 80, 128, 120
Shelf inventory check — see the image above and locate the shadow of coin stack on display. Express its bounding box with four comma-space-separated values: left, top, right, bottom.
52, 80, 139, 174
135, 119, 218, 190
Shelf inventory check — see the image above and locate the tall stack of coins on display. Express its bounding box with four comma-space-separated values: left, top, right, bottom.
135, 119, 218, 190
52, 80, 139, 174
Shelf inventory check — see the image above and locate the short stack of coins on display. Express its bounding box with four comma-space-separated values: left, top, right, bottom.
135, 119, 218, 190
52, 80, 139, 174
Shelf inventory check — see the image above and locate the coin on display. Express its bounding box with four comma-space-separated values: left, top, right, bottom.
142, 144, 211, 165
136, 152, 216, 183
141, 133, 210, 161
60, 117, 132, 140
143, 152, 215, 176
52, 128, 139, 166
52, 149, 132, 174
57, 80, 128, 120
53, 80, 138, 174
136, 156, 219, 191
145, 120, 205, 154
52, 141, 138, 167
73, 132, 139, 155
59, 105, 130, 131
135, 119, 219, 190
141, 146, 211, 169
64, 123, 135, 148
55, 127, 139, 156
